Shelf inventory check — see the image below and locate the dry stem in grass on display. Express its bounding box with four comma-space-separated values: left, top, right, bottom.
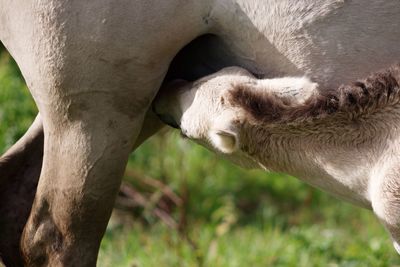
115, 169, 183, 229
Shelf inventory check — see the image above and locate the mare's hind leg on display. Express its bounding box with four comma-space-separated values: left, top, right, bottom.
21, 97, 149, 266
0, 115, 43, 266
371, 164, 400, 254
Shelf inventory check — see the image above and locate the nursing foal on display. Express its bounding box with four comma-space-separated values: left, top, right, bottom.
154, 65, 400, 253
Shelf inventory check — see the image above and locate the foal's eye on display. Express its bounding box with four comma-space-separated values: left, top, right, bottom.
180, 131, 188, 139
180, 132, 188, 139
220, 96, 225, 105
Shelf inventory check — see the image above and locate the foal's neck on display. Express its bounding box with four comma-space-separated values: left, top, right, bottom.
241, 106, 400, 181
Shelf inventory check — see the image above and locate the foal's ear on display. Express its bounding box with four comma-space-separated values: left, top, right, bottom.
210, 129, 238, 154
209, 112, 240, 154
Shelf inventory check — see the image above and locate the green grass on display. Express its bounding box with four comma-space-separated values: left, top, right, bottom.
1, 47, 399, 266
0, 49, 37, 152
99, 221, 396, 267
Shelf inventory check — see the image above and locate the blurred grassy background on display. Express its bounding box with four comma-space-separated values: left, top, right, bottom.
1, 45, 399, 267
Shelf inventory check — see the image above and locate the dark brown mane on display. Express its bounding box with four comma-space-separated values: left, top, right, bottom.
229, 64, 400, 124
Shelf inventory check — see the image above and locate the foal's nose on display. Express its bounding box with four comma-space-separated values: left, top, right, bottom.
152, 79, 189, 129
